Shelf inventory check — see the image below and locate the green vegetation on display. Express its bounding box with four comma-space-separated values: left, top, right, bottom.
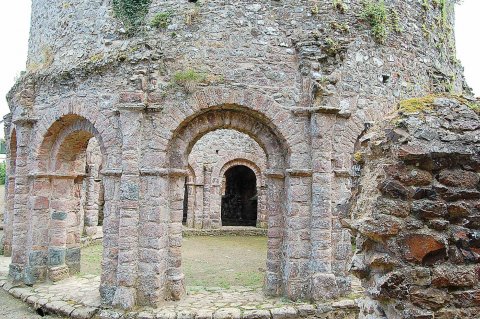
172, 69, 207, 93
78, 244, 102, 277
151, 11, 173, 29
0, 162, 6, 185
325, 37, 340, 56
79, 235, 268, 288
112, 0, 152, 33
399, 96, 435, 114
361, 0, 389, 43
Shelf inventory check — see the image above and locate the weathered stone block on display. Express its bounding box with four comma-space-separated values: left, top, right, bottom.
48, 247, 66, 266
311, 273, 339, 301
431, 265, 477, 288
48, 265, 69, 282
403, 234, 446, 264
51, 211, 68, 221
438, 169, 479, 189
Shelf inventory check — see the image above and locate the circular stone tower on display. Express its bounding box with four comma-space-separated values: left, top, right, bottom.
4, 0, 470, 310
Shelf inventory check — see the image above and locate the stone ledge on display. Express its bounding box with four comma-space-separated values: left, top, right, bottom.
2, 282, 359, 319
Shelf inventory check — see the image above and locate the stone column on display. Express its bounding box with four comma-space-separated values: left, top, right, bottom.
202, 166, 214, 228
209, 179, 222, 229
257, 185, 268, 228
3, 175, 15, 257
9, 118, 35, 285
65, 176, 84, 275
2, 114, 14, 256
84, 164, 99, 236
283, 169, 313, 300
193, 183, 204, 229
185, 181, 195, 228
112, 105, 144, 310
167, 170, 187, 300
24, 175, 51, 285
309, 113, 339, 300
99, 169, 121, 305
47, 177, 77, 282
264, 171, 286, 296
137, 170, 170, 306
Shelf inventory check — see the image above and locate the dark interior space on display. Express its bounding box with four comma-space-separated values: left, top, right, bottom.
221, 165, 258, 226
183, 177, 188, 224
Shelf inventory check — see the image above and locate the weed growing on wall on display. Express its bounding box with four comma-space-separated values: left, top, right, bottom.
361, 0, 389, 43
113, 0, 152, 34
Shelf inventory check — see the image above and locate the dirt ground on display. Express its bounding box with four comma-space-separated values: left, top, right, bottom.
81, 235, 268, 288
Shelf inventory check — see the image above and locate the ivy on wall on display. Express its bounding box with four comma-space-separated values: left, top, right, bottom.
112, 0, 152, 33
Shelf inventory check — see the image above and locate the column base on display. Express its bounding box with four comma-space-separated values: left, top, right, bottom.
8, 263, 24, 285
167, 273, 186, 301
100, 284, 117, 306
24, 266, 47, 285
66, 247, 81, 275
84, 225, 98, 237
112, 286, 137, 310
48, 265, 69, 282
311, 273, 340, 301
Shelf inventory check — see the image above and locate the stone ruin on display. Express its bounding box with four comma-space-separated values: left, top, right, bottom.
1, 0, 477, 316
348, 97, 480, 318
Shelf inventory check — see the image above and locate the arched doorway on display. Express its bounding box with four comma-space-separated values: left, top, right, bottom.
221, 165, 257, 226
166, 106, 290, 299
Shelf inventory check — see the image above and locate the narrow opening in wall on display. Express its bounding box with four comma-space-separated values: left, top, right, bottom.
221, 165, 258, 227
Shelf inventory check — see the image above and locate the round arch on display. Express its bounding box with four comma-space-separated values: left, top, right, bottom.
165, 104, 289, 300
167, 107, 289, 170
216, 158, 264, 188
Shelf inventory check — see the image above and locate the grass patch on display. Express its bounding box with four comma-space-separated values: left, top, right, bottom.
79, 235, 268, 288
79, 244, 102, 277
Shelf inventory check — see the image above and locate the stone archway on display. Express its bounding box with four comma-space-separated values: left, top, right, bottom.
6, 113, 120, 300
166, 106, 290, 299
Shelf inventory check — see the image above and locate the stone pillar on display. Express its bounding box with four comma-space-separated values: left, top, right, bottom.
8, 118, 35, 285
309, 113, 340, 300
137, 170, 170, 306
84, 164, 99, 236
66, 176, 84, 275
192, 183, 204, 229
283, 169, 313, 300
167, 171, 187, 300
3, 175, 15, 257
100, 169, 121, 305
112, 105, 144, 310
264, 171, 286, 296
24, 175, 51, 285
202, 166, 214, 228
185, 181, 195, 228
257, 185, 268, 228
209, 179, 222, 229
47, 177, 77, 282
2, 114, 14, 256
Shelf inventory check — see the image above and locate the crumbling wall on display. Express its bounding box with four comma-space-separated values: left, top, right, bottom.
348, 97, 480, 318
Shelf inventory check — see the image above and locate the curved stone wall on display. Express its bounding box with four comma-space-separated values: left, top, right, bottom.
3, 0, 473, 311
348, 97, 480, 318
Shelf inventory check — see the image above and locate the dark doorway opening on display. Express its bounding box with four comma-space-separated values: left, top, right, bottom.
183, 177, 188, 224
221, 165, 257, 226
